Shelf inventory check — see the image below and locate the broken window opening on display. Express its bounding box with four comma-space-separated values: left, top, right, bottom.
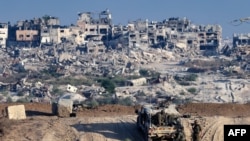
100, 28, 107, 34
157, 36, 164, 42
187, 40, 193, 44
130, 34, 136, 38
89, 49, 94, 53
200, 45, 216, 50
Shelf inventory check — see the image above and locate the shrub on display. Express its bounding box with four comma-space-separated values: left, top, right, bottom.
100, 79, 116, 94
179, 91, 185, 95
112, 76, 126, 87
139, 69, 160, 78
89, 99, 99, 108
116, 97, 134, 106
177, 81, 190, 86
6, 97, 13, 103
98, 97, 114, 105
51, 77, 94, 86
174, 74, 198, 82
139, 69, 149, 76
16, 98, 29, 103
136, 91, 146, 96
156, 91, 162, 95
52, 86, 64, 96
187, 87, 197, 94
186, 74, 198, 81
17, 91, 25, 96
1, 91, 8, 96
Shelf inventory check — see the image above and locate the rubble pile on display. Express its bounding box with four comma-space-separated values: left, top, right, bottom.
1, 9, 250, 105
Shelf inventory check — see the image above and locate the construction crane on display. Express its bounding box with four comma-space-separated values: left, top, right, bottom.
230, 17, 250, 26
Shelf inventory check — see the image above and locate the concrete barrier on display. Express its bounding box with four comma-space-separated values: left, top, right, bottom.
7, 105, 26, 120
57, 99, 73, 117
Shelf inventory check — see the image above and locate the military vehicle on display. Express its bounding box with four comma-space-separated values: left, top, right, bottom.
136, 104, 183, 141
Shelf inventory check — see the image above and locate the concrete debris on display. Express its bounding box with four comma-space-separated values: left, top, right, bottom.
67, 84, 78, 93
126, 77, 147, 86
0, 9, 250, 106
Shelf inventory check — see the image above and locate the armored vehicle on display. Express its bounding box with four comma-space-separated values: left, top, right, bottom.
136, 104, 184, 141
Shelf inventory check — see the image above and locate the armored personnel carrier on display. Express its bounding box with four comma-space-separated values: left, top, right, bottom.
136, 104, 184, 141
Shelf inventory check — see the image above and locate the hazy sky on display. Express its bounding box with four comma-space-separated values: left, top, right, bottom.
0, 0, 250, 38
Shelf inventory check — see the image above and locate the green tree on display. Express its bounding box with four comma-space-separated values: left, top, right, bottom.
101, 79, 115, 94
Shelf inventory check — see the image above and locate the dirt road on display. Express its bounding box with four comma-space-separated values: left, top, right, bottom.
65, 116, 144, 141
181, 116, 250, 141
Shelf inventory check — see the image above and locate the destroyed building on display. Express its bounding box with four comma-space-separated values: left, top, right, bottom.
14, 19, 41, 46
74, 9, 113, 53
85, 39, 106, 54
233, 33, 250, 49
0, 23, 8, 48
197, 24, 222, 54
127, 19, 149, 48
77, 9, 112, 43
40, 16, 60, 45
233, 33, 250, 47
111, 17, 222, 55
40, 26, 60, 45
1, 9, 223, 57
231, 33, 250, 60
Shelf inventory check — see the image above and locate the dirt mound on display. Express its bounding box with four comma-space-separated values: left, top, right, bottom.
1, 102, 250, 118
177, 103, 250, 117
79, 133, 107, 141
0, 117, 78, 141
0, 103, 53, 117
76, 104, 139, 117
0, 103, 139, 117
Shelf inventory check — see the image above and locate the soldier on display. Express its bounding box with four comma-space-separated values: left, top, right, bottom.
174, 127, 186, 141
192, 120, 202, 141
157, 110, 166, 126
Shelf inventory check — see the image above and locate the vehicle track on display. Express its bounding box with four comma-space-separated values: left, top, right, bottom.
200, 117, 219, 141
67, 116, 144, 141
200, 117, 234, 141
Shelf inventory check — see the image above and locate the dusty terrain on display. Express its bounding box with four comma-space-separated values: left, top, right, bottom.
1, 103, 250, 141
